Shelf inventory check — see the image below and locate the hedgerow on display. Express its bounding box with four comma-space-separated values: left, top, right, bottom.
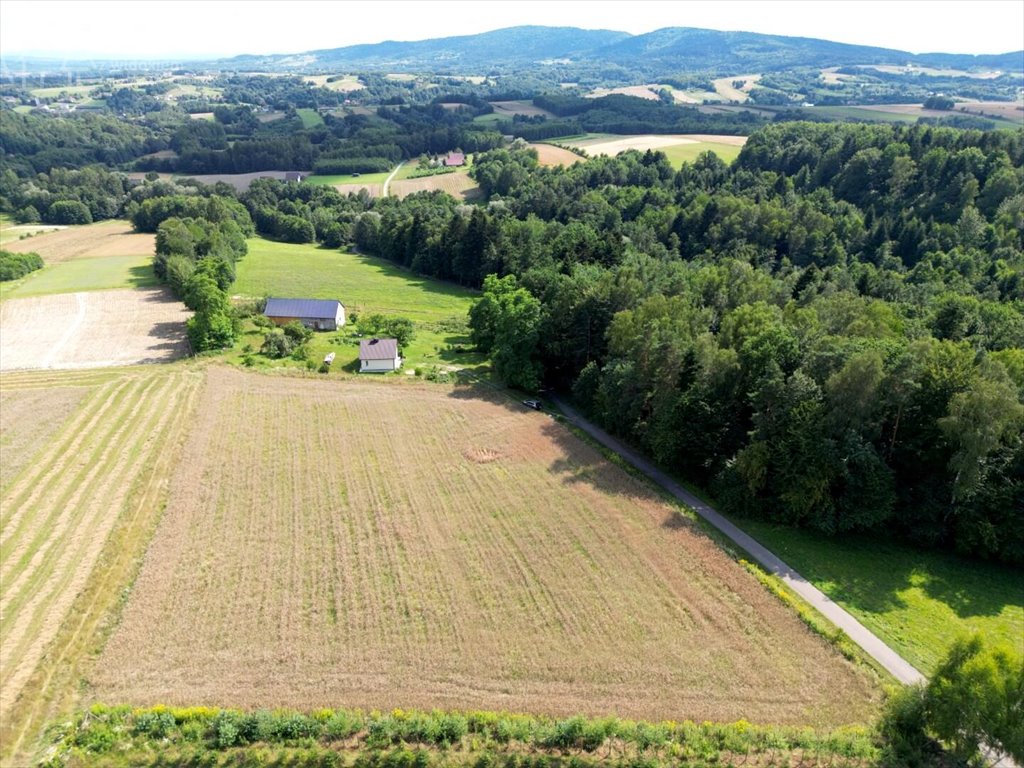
40, 705, 880, 767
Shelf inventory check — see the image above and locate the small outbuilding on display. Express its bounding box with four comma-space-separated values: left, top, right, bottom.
284, 171, 305, 182
359, 338, 401, 373
264, 298, 345, 331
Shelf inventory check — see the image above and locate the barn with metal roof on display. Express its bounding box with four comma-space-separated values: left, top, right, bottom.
264, 298, 345, 331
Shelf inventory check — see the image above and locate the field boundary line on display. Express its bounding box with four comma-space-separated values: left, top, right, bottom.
548, 394, 925, 686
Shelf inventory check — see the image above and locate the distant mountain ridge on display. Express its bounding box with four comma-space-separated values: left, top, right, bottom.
219, 25, 1024, 74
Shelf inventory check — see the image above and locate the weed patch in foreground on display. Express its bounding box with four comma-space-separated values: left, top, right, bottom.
40, 705, 880, 768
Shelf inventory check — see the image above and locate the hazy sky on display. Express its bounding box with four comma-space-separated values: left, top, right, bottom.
1, 0, 1022, 60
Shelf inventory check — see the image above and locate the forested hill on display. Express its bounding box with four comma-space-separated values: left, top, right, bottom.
218, 25, 1024, 74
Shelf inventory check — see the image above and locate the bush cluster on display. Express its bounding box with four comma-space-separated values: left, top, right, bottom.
43, 704, 879, 768
0, 249, 43, 281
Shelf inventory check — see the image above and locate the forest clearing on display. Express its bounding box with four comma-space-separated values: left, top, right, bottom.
90, 366, 879, 725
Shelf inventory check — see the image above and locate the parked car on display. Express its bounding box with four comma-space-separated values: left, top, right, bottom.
521, 399, 542, 411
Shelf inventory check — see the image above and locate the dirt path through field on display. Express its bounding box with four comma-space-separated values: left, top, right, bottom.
40, 292, 86, 368
382, 161, 405, 197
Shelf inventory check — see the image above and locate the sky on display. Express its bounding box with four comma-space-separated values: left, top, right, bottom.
1, 0, 1022, 61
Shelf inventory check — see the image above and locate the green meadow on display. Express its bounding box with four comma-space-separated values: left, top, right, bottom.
0, 255, 158, 300
660, 141, 744, 167
732, 518, 1024, 674
230, 238, 484, 373
295, 108, 325, 128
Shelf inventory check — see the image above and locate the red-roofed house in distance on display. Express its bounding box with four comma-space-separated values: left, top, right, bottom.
444, 152, 465, 167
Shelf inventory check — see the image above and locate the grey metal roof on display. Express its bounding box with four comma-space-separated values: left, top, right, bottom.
360, 338, 399, 360
264, 298, 342, 319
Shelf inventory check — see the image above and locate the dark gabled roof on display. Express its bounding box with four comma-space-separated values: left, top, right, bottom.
360, 338, 399, 360
264, 298, 342, 319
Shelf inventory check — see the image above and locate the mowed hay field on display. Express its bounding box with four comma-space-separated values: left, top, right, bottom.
0, 288, 191, 371
0, 365, 204, 759
92, 367, 879, 725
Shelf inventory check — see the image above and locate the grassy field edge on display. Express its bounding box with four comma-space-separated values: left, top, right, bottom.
39, 703, 879, 768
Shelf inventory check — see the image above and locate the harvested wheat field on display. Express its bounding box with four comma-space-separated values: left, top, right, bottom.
93, 366, 879, 725
2, 220, 154, 264
0, 288, 191, 371
0, 365, 205, 759
530, 143, 583, 167
391, 173, 480, 200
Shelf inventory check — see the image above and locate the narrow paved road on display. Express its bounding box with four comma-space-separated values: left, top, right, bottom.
382, 161, 405, 197
549, 394, 926, 685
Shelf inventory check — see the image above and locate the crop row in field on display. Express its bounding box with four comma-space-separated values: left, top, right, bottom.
0, 365, 204, 760
91, 367, 878, 725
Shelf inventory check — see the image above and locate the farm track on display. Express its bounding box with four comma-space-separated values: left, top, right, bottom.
0, 366, 204, 763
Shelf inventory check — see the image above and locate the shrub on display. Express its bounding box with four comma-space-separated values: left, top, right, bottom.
0, 250, 44, 281
46, 199, 92, 225
261, 330, 293, 358
134, 709, 177, 739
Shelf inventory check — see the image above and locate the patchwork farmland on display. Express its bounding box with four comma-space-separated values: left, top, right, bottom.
91, 366, 879, 725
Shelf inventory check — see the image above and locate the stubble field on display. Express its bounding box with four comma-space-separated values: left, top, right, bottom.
390, 172, 480, 200
92, 366, 879, 726
0, 288, 191, 371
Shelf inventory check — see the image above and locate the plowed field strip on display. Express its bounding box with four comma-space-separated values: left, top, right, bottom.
1, 368, 203, 764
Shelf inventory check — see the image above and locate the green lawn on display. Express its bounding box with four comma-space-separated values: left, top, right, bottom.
231, 238, 484, 373
731, 518, 1024, 674
295, 108, 325, 128
0, 255, 158, 300
660, 142, 743, 167
305, 169, 393, 186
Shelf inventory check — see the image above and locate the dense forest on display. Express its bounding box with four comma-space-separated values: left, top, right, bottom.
171, 122, 1019, 565
1, 89, 1021, 566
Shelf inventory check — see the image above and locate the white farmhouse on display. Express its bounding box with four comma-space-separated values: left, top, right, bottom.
359, 338, 402, 373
